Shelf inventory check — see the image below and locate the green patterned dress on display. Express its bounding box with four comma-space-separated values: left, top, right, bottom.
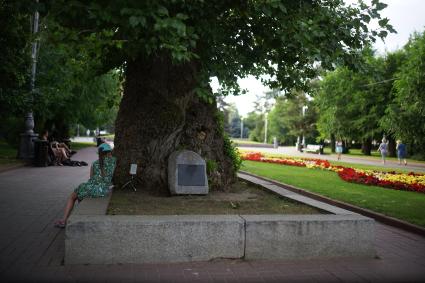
74, 156, 116, 200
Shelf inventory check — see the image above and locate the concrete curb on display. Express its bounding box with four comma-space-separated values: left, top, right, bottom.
239, 170, 425, 237
66, 174, 376, 264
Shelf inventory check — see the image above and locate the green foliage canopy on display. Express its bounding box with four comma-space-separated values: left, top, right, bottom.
0, 0, 32, 116
268, 91, 318, 145
382, 31, 425, 153
46, 0, 394, 95
0, 3, 123, 143
314, 48, 389, 143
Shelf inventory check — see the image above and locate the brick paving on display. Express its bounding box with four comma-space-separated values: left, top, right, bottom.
0, 147, 424, 282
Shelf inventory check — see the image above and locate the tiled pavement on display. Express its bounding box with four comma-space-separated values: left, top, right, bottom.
0, 147, 424, 282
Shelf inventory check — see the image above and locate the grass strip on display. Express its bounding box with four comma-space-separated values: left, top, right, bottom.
239, 149, 422, 174
71, 141, 96, 150
0, 140, 23, 167
232, 138, 264, 145
241, 160, 425, 227
323, 147, 424, 164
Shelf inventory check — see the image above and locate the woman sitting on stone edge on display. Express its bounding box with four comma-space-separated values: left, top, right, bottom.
54, 143, 116, 228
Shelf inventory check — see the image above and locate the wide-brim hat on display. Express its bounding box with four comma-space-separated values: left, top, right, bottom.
98, 143, 112, 153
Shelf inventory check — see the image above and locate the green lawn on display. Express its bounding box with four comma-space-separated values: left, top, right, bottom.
324, 147, 382, 158
232, 138, 264, 145
249, 150, 419, 174
327, 160, 416, 173
0, 140, 17, 157
71, 141, 96, 150
323, 147, 425, 164
241, 160, 425, 227
0, 140, 22, 166
99, 134, 115, 140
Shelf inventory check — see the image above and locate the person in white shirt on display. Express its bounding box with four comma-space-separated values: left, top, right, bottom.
377, 138, 388, 164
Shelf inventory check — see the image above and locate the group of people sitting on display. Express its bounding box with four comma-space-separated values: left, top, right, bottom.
40, 130, 87, 166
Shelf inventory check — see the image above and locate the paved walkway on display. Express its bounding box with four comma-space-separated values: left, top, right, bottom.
239, 146, 425, 173
0, 147, 424, 282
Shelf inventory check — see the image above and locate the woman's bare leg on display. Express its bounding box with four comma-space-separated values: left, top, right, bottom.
60, 148, 69, 161
62, 192, 78, 222
61, 143, 71, 155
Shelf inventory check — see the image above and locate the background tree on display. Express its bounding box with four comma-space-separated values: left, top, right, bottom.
246, 94, 274, 142
0, 1, 32, 144
248, 113, 266, 143
268, 97, 290, 145
243, 111, 261, 142
381, 31, 425, 158
315, 48, 391, 155
222, 103, 241, 138
377, 49, 405, 156
0, 3, 123, 145
33, 17, 123, 139
351, 50, 388, 155
269, 91, 318, 145
43, 0, 392, 193
315, 67, 359, 150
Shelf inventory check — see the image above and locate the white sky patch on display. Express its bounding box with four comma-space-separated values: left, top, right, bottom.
210, 76, 271, 117
210, 0, 425, 116
372, 0, 425, 53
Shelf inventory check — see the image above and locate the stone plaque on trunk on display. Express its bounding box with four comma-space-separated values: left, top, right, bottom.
168, 150, 208, 195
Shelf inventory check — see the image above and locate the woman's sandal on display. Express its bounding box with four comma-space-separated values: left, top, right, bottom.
54, 220, 66, 228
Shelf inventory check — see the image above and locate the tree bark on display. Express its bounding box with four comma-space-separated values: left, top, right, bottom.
330, 134, 335, 153
343, 140, 349, 154
113, 55, 236, 195
388, 136, 396, 157
361, 138, 372, 156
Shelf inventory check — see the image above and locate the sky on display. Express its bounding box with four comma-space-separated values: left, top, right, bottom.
211, 0, 425, 117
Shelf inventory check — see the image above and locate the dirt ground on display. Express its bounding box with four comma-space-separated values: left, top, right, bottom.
107, 180, 325, 215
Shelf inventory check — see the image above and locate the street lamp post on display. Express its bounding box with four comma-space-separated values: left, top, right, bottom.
18, 0, 40, 159
264, 113, 268, 144
240, 117, 244, 139
301, 105, 308, 148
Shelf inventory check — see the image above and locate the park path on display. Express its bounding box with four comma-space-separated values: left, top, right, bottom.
0, 146, 424, 282
239, 145, 425, 173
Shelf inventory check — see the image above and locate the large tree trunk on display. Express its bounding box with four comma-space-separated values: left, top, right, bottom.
113, 55, 236, 195
388, 136, 396, 157
361, 138, 372, 156
330, 134, 336, 153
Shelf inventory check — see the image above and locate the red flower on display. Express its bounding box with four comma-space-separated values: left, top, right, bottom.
242, 152, 424, 194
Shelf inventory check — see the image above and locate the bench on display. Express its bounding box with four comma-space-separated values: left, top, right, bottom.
302, 144, 323, 154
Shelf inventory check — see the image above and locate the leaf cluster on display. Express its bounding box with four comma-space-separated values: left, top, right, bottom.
315, 30, 425, 156
43, 0, 394, 96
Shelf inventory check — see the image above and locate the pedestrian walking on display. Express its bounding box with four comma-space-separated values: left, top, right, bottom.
336, 140, 343, 160
396, 140, 407, 166
377, 138, 388, 164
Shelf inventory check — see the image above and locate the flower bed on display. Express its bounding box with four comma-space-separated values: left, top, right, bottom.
241, 152, 425, 194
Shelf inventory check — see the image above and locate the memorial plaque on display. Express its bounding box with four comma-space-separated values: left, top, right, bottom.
168, 150, 209, 195
178, 164, 206, 186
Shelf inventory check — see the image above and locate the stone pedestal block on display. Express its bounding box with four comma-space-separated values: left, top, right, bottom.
66, 215, 244, 264
243, 214, 375, 260
168, 150, 208, 195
